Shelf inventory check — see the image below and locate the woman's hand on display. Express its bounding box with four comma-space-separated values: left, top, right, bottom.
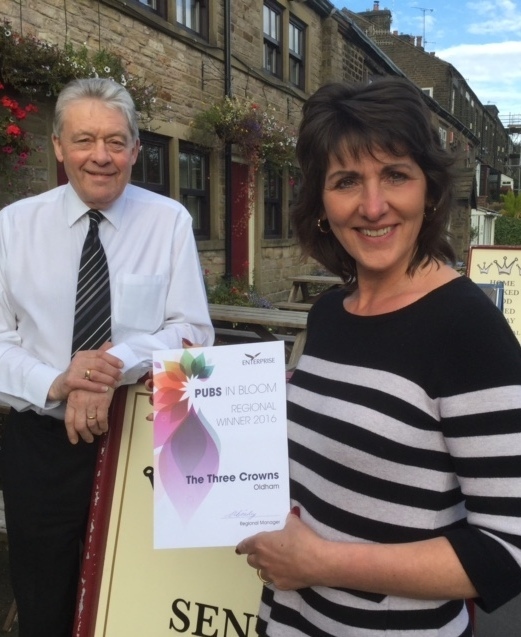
235, 508, 327, 590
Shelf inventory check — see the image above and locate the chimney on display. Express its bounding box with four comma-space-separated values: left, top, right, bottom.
416, 35, 422, 47
373, 1, 380, 10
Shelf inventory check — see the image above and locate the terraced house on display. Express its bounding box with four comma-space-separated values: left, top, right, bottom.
0, 0, 508, 298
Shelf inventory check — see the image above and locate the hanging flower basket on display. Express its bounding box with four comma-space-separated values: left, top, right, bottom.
190, 96, 296, 171
0, 20, 167, 126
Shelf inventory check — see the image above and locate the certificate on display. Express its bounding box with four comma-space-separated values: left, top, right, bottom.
153, 340, 290, 549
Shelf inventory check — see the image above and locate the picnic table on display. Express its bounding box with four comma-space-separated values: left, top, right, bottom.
286, 274, 343, 303
274, 274, 343, 311
208, 303, 308, 369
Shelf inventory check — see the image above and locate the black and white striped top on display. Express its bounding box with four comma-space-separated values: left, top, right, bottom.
257, 276, 521, 637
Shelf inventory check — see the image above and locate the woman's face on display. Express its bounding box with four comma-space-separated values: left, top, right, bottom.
322, 146, 428, 282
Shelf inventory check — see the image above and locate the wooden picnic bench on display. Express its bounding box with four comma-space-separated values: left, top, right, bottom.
287, 274, 343, 303
274, 301, 312, 311
208, 304, 308, 369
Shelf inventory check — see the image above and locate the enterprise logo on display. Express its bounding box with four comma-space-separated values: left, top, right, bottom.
242, 351, 276, 365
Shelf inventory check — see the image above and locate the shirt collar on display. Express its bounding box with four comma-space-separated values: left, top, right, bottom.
64, 183, 127, 230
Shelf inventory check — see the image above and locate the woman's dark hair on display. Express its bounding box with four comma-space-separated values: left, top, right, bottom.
292, 76, 457, 283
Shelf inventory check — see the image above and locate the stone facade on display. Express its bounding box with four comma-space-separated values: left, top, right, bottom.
344, 6, 511, 194
0, 0, 486, 293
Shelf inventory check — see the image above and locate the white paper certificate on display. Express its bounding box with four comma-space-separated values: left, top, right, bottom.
153, 340, 289, 549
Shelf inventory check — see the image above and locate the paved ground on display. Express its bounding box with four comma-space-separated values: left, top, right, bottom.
0, 534, 18, 636
475, 595, 521, 637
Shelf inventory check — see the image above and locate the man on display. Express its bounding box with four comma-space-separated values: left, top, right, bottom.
0, 78, 214, 637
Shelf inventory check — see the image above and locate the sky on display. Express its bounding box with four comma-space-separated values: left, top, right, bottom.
331, 0, 521, 123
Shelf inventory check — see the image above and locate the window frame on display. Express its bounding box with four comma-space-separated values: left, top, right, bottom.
131, 131, 170, 196
439, 126, 448, 149
179, 142, 211, 240
288, 16, 305, 90
176, 0, 209, 40
263, 1, 283, 79
134, 0, 167, 19
263, 164, 283, 239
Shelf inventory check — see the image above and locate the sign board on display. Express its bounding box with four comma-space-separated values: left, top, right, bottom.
74, 383, 262, 637
467, 246, 521, 343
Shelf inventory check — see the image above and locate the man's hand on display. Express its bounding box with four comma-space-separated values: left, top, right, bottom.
48, 342, 123, 402
64, 386, 115, 444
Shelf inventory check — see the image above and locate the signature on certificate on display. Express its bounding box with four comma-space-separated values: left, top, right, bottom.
223, 510, 257, 520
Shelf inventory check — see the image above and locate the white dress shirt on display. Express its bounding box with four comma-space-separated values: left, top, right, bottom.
0, 183, 214, 419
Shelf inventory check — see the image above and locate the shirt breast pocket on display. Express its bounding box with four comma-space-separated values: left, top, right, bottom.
114, 274, 168, 332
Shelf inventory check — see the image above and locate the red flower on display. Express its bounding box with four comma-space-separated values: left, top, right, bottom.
6, 124, 22, 137
1, 87, 38, 167
1, 96, 16, 109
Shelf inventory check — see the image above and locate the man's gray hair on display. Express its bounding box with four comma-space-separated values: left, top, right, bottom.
53, 77, 140, 142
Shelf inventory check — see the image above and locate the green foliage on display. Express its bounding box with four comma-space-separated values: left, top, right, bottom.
499, 190, 521, 218
205, 274, 273, 308
191, 96, 296, 171
0, 20, 162, 124
494, 215, 521, 246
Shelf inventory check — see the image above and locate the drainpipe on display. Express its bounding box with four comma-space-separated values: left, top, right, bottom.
224, 0, 233, 281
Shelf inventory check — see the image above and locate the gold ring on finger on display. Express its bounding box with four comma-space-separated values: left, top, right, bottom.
87, 415, 96, 420
257, 569, 272, 585
84, 369, 92, 381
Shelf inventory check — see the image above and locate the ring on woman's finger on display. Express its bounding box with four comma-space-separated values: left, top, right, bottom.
87, 415, 96, 420
257, 569, 272, 585
84, 369, 92, 381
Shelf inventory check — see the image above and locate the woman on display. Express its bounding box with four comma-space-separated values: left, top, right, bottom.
236, 77, 521, 636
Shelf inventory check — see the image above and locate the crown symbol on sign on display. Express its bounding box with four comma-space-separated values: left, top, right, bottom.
494, 257, 518, 275
477, 261, 492, 274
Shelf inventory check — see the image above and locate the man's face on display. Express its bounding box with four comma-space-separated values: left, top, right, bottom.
52, 98, 140, 210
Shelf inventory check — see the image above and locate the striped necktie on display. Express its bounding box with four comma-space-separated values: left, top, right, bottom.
71, 209, 111, 356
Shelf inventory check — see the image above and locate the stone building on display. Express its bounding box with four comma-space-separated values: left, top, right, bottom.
345, 2, 512, 202
0, 0, 488, 296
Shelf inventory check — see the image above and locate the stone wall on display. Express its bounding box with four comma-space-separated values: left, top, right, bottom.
2, 1, 470, 296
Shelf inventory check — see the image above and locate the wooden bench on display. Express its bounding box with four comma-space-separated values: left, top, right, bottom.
208, 304, 308, 369
274, 301, 312, 312
287, 275, 343, 303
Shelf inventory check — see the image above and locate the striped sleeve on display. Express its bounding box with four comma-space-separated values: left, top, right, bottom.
439, 291, 521, 611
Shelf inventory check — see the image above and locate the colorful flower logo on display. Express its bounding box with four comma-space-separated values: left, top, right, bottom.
154, 351, 221, 523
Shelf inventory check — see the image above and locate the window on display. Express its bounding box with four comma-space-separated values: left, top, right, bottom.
264, 166, 282, 238
136, 0, 167, 19
131, 132, 170, 196
179, 143, 210, 239
438, 127, 447, 149
263, 2, 282, 78
289, 17, 305, 89
177, 0, 208, 38
421, 87, 433, 97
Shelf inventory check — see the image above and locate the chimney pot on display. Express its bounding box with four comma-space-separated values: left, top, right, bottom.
374, 1, 380, 10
